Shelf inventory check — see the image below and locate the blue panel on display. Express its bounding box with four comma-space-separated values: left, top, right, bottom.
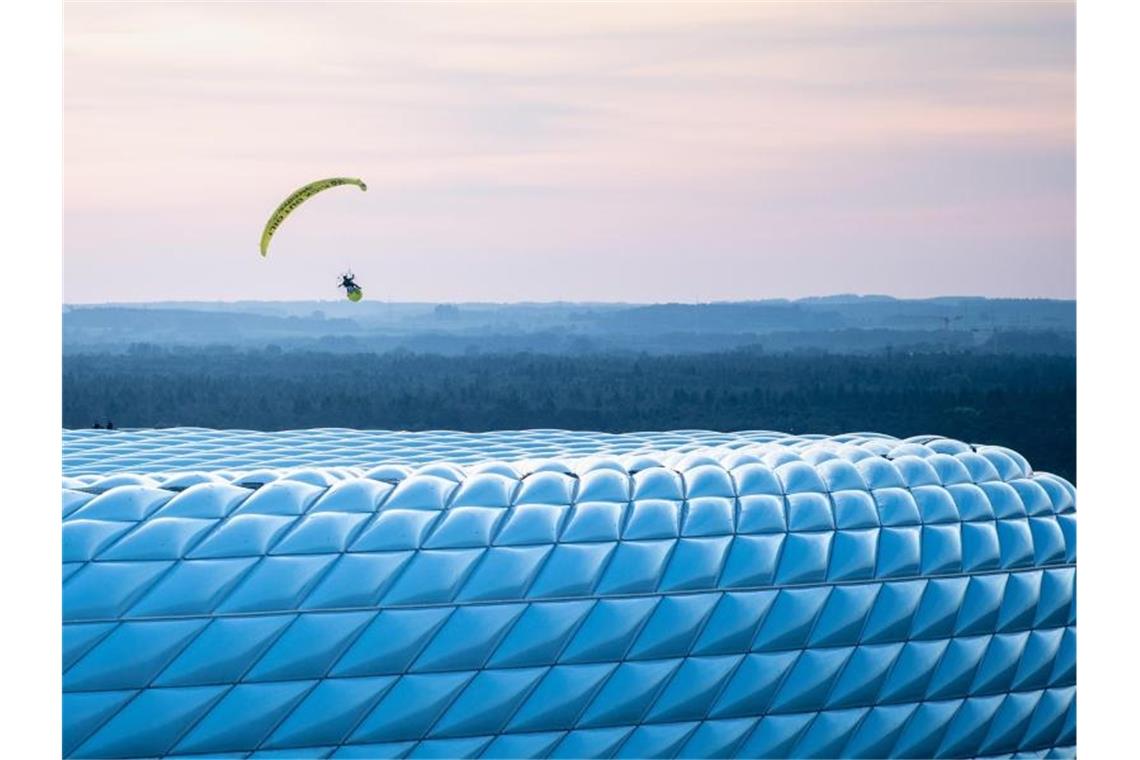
921, 524, 963, 575
232, 480, 323, 516
350, 509, 439, 552
65, 618, 207, 691
62, 520, 134, 563
310, 478, 392, 513
64, 560, 173, 621
752, 587, 830, 651
809, 583, 880, 647
412, 604, 524, 672
350, 672, 475, 743
155, 614, 295, 687
596, 540, 674, 595
876, 527, 921, 577
414, 606, 524, 669
927, 635, 991, 700
832, 490, 879, 530
912, 577, 970, 639
98, 517, 217, 561
623, 499, 680, 540
550, 727, 631, 758
739, 713, 815, 758
331, 740, 414, 758
971, 632, 1031, 695
560, 502, 623, 543
481, 731, 565, 759
720, 534, 783, 588
74, 685, 227, 758
736, 494, 786, 534
215, 554, 337, 613
432, 667, 547, 737
643, 655, 740, 722
710, 651, 798, 719
785, 493, 834, 531
913, 485, 961, 523
71, 486, 173, 521
691, 590, 776, 656
627, 594, 718, 660
60, 430, 1077, 758
768, 647, 854, 713
868, 580, 930, 644
424, 507, 506, 549
997, 570, 1044, 632
792, 707, 868, 758
578, 659, 680, 727
173, 681, 315, 754
494, 504, 567, 546
332, 608, 453, 678
948, 483, 997, 521
245, 611, 375, 682
410, 736, 492, 758
506, 663, 616, 732
828, 528, 879, 581
527, 542, 615, 599
128, 557, 258, 617
515, 470, 576, 505
382, 549, 484, 605
63, 690, 137, 757
1030, 517, 1068, 565
682, 497, 735, 537
678, 717, 755, 759
271, 512, 372, 555
455, 545, 552, 602
188, 514, 297, 559
957, 574, 1009, 635
301, 552, 414, 610
962, 521, 1002, 571
384, 475, 456, 510
450, 472, 515, 508
826, 642, 903, 709
891, 698, 962, 757
873, 488, 921, 526
614, 721, 698, 758
842, 703, 918, 758
486, 600, 594, 668
878, 639, 949, 703
62, 622, 116, 671
938, 693, 1005, 757
660, 536, 732, 591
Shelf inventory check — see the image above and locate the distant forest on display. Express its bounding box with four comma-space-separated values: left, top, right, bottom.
64, 348, 1076, 482
63, 297, 1076, 356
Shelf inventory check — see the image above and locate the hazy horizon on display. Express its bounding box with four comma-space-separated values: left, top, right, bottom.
66, 2, 1074, 303
63, 293, 1075, 308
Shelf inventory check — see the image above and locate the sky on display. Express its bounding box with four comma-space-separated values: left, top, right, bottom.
64, 1, 1074, 303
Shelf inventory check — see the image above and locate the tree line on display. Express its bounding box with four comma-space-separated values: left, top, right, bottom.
64, 348, 1076, 482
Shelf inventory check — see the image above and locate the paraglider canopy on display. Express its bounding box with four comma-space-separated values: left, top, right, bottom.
259, 177, 367, 257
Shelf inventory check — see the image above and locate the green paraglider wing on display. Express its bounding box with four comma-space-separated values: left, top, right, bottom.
260, 177, 367, 257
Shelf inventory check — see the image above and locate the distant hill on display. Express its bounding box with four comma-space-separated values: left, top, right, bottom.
63, 297, 1075, 356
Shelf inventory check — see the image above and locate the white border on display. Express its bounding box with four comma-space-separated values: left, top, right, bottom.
0, 0, 63, 754
1076, 0, 1140, 754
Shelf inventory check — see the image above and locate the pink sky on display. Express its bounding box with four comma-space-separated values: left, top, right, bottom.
64, 2, 1074, 303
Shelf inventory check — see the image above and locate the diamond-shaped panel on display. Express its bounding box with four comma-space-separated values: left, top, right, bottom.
62, 430, 1076, 758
